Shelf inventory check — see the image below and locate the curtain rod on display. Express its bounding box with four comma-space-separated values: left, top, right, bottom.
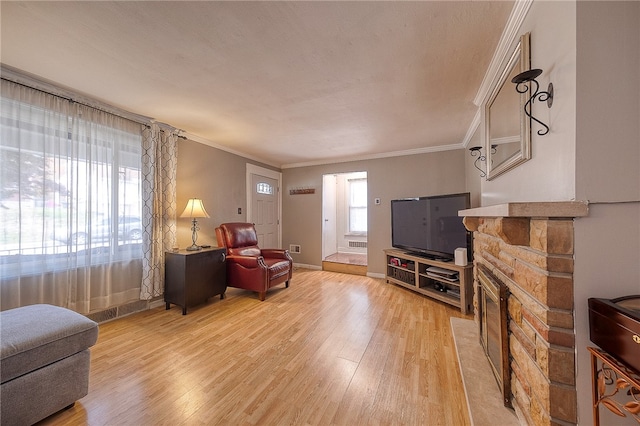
1, 76, 150, 128
1, 66, 181, 136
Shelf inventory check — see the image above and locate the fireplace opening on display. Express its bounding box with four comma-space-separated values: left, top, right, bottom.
478, 264, 512, 408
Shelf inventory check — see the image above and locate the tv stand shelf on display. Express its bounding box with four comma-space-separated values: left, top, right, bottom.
384, 248, 473, 314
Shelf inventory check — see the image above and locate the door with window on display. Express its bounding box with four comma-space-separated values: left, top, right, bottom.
250, 173, 279, 248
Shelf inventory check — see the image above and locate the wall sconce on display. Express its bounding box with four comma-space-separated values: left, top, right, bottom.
469, 146, 487, 178
180, 198, 210, 251
469, 145, 498, 178
511, 69, 554, 136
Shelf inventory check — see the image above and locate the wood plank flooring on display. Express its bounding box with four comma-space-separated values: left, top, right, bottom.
39, 269, 472, 426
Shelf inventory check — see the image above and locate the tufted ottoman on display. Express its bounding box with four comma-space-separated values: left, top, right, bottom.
0, 304, 99, 425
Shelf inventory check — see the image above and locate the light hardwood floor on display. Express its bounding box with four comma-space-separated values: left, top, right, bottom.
40, 268, 472, 425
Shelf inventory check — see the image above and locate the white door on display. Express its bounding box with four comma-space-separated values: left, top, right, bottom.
250, 173, 279, 248
322, 174, 337, 259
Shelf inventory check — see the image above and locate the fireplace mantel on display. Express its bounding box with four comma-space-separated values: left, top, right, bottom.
459, 201, 589, 218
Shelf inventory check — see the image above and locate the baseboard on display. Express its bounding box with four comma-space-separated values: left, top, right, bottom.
322, 261, 367, 276
293, 263, 322, 270
86, 296, 163, 323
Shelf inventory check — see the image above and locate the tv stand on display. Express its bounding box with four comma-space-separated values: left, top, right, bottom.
385, 248, 473, 314
406, 251, 453, 262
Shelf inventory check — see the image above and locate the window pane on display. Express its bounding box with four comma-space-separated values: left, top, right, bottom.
350, 179, 367, 207
350, 207, 367, 233
348, 178, 367, 233
257, 182, 273, 195
0, 89, 142, 278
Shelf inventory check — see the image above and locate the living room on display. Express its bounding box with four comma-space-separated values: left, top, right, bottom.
1, 1, 639, 425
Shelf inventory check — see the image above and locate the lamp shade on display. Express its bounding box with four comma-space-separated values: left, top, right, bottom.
180, 198, 210, 218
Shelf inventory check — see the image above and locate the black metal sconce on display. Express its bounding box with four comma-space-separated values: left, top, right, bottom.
469, 145, 498, 178
511, 69, 554, 136
469, 146, 487, 177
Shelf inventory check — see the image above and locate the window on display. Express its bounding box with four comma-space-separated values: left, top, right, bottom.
348, 178, 367, 234
1, 79, 142, 278
256, 182, 273, 195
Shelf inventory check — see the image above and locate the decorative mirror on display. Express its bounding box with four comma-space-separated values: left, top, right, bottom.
485, 32, 531, 180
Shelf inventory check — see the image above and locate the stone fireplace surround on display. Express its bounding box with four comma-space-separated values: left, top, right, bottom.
458, 202, 589, 426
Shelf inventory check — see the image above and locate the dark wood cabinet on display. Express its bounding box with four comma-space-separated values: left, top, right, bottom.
165, 247, 227, 315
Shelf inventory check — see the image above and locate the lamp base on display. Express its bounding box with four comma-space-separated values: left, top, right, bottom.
185, 244, 201, 251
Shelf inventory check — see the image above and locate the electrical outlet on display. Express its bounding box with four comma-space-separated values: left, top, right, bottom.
374, 198, 381, 205
237, 207, 242, 214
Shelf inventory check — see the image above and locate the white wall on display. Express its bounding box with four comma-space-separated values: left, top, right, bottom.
479, 1, 577, 205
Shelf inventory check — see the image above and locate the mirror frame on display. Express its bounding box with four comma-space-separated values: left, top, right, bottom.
485, 32, 531, 180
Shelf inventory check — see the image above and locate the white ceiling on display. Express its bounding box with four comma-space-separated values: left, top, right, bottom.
1, 1, 514, 168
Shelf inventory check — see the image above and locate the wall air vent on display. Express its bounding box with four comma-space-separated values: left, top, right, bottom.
289, 244, 301, 254
348, 241, 367, 249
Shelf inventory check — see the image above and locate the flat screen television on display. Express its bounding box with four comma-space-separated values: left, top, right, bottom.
391, 192, 471, 261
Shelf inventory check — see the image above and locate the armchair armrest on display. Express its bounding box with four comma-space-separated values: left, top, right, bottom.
260, 249, 292, 261
226, 254, 268, 270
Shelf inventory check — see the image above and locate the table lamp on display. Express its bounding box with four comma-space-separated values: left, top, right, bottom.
180, 198, 210, 251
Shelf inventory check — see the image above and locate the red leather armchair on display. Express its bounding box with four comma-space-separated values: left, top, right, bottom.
215, 223, 293, 301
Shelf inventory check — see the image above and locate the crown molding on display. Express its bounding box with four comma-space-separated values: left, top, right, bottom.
181, 131, 281, 169
281, 143, 464, 169
472, 0, 533, 107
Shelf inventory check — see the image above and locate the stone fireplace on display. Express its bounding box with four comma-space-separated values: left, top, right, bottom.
460, 202, 588, 426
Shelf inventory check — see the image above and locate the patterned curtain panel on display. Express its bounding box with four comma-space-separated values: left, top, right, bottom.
140, 124, 177, 300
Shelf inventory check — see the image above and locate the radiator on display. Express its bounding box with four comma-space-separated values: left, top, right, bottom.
348, 241, 367, 249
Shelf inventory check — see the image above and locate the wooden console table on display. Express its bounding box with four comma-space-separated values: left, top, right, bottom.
588, 346, 640, 425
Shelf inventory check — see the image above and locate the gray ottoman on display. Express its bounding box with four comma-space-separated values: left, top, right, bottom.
0, 304, 99, 425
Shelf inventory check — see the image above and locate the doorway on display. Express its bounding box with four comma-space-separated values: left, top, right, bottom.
322, 171, 368, 274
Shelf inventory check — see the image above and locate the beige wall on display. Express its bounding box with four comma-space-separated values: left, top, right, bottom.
175, 138, 278, 249
573, 2, 640, 425
282, 149, 469, 275
576, 1, 640, 202
464, 123, 482, 207
574, 202, 640, 426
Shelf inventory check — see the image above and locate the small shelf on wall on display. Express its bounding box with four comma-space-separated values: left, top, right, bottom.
289, 188, 315, 195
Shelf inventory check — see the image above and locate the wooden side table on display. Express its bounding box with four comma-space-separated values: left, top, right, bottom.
165, 247, 227, 315
588, 346, 640, 425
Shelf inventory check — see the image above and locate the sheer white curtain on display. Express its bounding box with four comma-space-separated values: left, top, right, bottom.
140, 124, 177, 300
0, 79, 144, 313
